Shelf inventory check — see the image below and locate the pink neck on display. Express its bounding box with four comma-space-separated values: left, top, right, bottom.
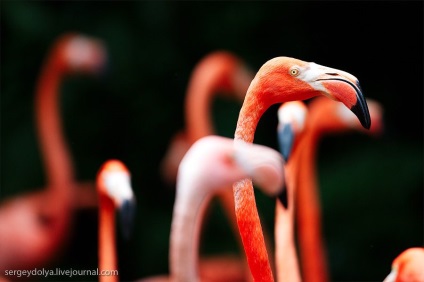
234, 91, 266, 142
296, 130, 329, 282
170, 185, 210, 281
233, 89, 273, 281
35, 60, 74, 188
275, 201, 301, 282
185, 71, 216, 143
98, 196, 118, 282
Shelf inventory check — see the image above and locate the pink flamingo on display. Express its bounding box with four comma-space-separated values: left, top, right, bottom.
383, 247, 424, 282
170, 135, 284, 282
160, 51, 253, 238
160, 51, 258, 276
0, 33, 106, 273
160, 51, 253, 183
232, 57, 371, 280
274, 101, 308, 282
294, 97, 383, 282
141, 136, 284, 282
97, 160, 136, 282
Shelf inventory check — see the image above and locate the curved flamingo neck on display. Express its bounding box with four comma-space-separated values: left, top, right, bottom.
35, 57, 74, 188
274, 130, 304, 282
185, 56, 236, 144
232, 67, 323, 281
233, 89, 273, 281
185, 72, 215, 143
98, 195, 118, 282
234, 91, 266, 142
296, 130, 329, 282
275, 202, 301, 282
170, 184, 211, 282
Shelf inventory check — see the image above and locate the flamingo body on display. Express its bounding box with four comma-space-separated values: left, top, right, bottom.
0, 33, 106, 273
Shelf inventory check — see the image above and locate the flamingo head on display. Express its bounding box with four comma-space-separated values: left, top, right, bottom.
233, 140, 285, 195
54, 33, 107, 74
177, 136, 284, 196
193, 51, 254, 101
97, 160, 136, 239
308, 97, 383, 136
383, 248, 424, 282
277, 101, 308, 162
246, 57, 371, 129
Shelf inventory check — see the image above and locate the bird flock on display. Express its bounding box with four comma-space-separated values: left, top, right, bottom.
1, 33, 423, 282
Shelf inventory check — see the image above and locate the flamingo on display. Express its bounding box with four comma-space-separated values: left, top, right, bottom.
170, 135, 284, 282
160, 51, 254, 242
383, 247, 424, 282
160, 51, 259, 276
141, 136, 284, 282
0, 33, 106, 273
274, 101, 308, 282
97, 160, 136, 282
294, 97, 383, 282
232, 57, 371, 280
160, 51, 253, 183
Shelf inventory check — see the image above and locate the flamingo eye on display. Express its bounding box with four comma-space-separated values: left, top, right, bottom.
289, 67, 300, 77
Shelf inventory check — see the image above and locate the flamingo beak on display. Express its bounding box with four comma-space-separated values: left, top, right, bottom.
277, 123, 295, 162
319, 77, 370, 129
118, 198, 136, 240
349, 82, 371, 130
307, 63, 371, 129
382, 268, 397, 282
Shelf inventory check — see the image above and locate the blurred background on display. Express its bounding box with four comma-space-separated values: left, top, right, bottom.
1, 1, 422, 281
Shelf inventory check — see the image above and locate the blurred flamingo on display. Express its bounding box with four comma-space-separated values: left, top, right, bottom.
97, 160, 136, 282
142, 136, 284, 282
274, 101, 308, 282
160, 51, 252, 235
160, 51, 261, 275
160, 51, 253, 182
383, 247, 424, 282
232, 57, 371, 280
170, 136, 284, 282
294, 97, 383, 282
0, 33, 106, 273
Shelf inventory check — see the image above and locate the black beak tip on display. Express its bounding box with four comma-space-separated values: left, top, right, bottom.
119, 198, 136, 240
351, 102, 371, 130
351, 81, 371, 129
